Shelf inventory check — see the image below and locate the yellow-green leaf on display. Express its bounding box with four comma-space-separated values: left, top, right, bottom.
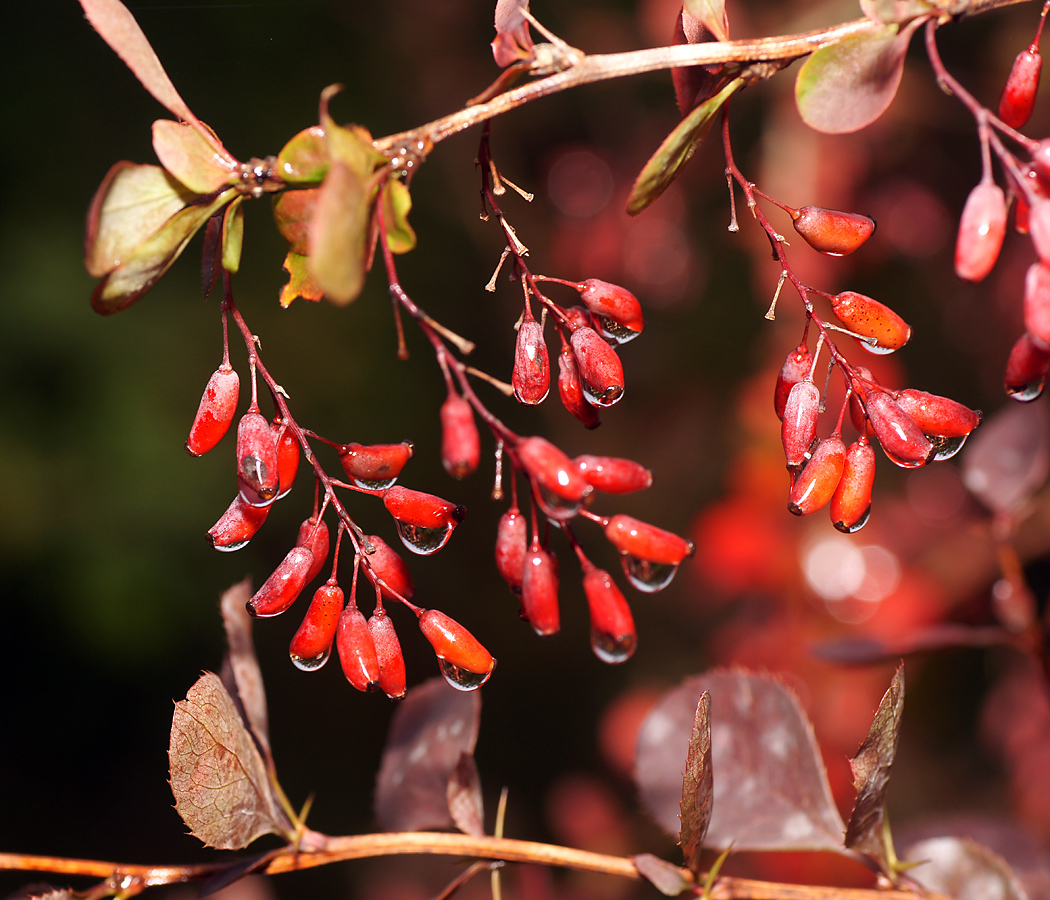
273, 188, 319, 256
384, 179, 416, 254
279, 252, 325, 307
222, 198, 244, 274
276, 126, 330, 185
308, 161, 370, 305
152, 119, 237, 194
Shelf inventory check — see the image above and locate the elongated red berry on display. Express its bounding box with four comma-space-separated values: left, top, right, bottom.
999, 46, 1042, 128
339, 441, 413, 489
574, 455, 652, 494
830, 291, 911, 353
849, 366, 878, 436
577, 278, 645, 343
862, 390, 932, 467
788, 435, 846, 516
775, 342, 813, 421
955, 181, 1007, 282
382, 485, 465, 555
296, 516, 330, 585
895, 389, 982, 438
418, 609, 495, 690
516, 436, 592, 518
604, 514, 694, 593
791, 207, 876, 256
781, 380, 821, 471
831, 437, 876, 533
495, 506, 528, 594
186, 364, 240, 456
570, 326, 625, 407
440, 392, 480, 479
563, 305, 594, 331
521, 540, 560, 636
557, 340, 601, 428
207, 493, 270, 551
247, 545, 314, 617
512, 313, 550, 405
1025, 261, 1050, 348
362, 534, 414, 601
237, 409, 280, 507
336, 605, 380, 692
1005, 332, 1050, 400
582, 568, 636, 664
368, 612, 407, 700
289, 582, 344, 671
272, 418, 300, 499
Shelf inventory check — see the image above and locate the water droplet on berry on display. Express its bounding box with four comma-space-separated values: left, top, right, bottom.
833, 506, 871, 534
620, 554, 680, 592
1006, 377, 1047, 402
927, 434, 968, 461
536, 483, 584, 520
213, 537, 251, 553
858, 339, 896, 356
356, 474, 400, 490
290, 648, 330, 671
438, 658, 493, 691
590, 629, 637, 664
594, 315, 641, 345
395, 520, 456, 555
880, 449, 928, 469
581, 378, 624, 407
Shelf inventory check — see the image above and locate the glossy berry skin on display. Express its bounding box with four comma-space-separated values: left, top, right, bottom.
336, 605, 380, 692
289, 582, 344, 668
186, 364, 239, 456
362, 534, 414, 601
1025, 261, 1050, 349
781, 380, 821, 471
1005, 332, 1050, 401
512, 315, 550, 405
207, 493, 270, 551
1029, 197, 1050, 264
574, 455, 652, 494
999, 47, 1042, 129
368, 612, 407, 700
383, 485, 466, 528
236, 409, 280, 507
774, 343, 813, 421
296, 516, 330, 586
494, 506, 528, 594
604, 514, 695, 565
849, 366, 878, 436
895, 389, 982, 438
557, 341, 601, 428
521, 540, 560, 636
831, 437, 876, 533
570, 326, 625, 407
339, 442, 413, 489
788, 436, 846, 516
563, 305, 594, 331
955, 182, 1008, 282
516, 436, 592, 518
577, 278, 644, 343
440, 393, 480, 479
862, 390, 933, 468
418, 609, 495, 676
791, 207, 876, 256
582, 568, 637, 664
830, 291, 911, 353
247, 545, 314, 618
272, 419, 300, 499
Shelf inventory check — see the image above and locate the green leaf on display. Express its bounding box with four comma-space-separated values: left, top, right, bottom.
795, 18, 926, 134
627, 78, 742, 216
85, 162, 196, 278
279, 252, 325, 307
276, 126, 330, 185
383, 179, 416, 254
308, 161, 371, 305
679, 691, 713, 875
684, 0, 728, 41
221, 198, 245, 274
152, 119, 237, 194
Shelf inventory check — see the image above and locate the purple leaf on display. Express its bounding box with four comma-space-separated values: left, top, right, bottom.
447, 751, 485, 837
903, 837, 1028, 900
679, 692, 713, 874
375, 677, 481, 832
633, 854, 693, 896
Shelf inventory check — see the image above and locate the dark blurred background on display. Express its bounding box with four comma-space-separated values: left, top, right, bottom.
4, 0, 1050, 898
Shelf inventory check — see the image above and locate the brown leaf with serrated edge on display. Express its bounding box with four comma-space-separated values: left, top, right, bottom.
679, 692, 712, 874
219, 579, 271, 767
633, 854, 692, 896
636, 669, 845, 852
169, 671, 287, 850
904, 836, 1028, 900
447, 751, 485, 837
845, 664, 904, 874
375, 677, 481, 832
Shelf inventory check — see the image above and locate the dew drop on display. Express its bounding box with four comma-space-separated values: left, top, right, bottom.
536, 484, 584, 521
833, 505, 871, 534
857, 339, 896, 356
351, 475, 400, 490
590, 629, 637, 664
620, 554, 680, 592
927, 433, 968, 461
594, 316, 640, 345
290, 648, 330, 671
1006, 377, 1047, 402
581, 379, 624, 408
395, 520, 455, 555
438, 658, 493, 691
210, 537, 250, 552
881, 449, 928, 469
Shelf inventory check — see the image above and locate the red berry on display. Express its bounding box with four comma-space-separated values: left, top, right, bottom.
271, 418, 300, 499
774, 342, 813, 421
999, 47, 1042, 129
861, 389, 932, 468
382, 485, 465, 555
295, 516, 330, 585
829, 291, 912, 353
362, 534, 414, 601
418, 609, 495, 690
186, 364, 239, 457
574, 454, 652, 494
570, 326, 625, 407
1029, 197, 1050, 264
849, 366, 879, 436
516, 436, 592, 519
339, 441, 414, 489
440, 392, 480, 479
206, 493, 270, 551
895, 389, 982, 438
604, 514, 695, 592
495, 506, 528, 594
1017, 194, 1031, 235
563, 305, 594, 331
521, 539, 560, 636
289, 582, 344, 671
512, 313, 550, 405
1005, 332, 1050, 401
236, 409, 280, 507
955, 181, 1007, 282
557, 340, 601, 428
781, 380, 821, 471
247, 545, 314, 618
577, 278, 645, 343
336, 605, 380, 692
788, 435, 846, 516
831, 437, 876, 533
791, 206, 876, 256
1025, 261, 1050, 349
582, 568, 636, 664
368, 612, 407, 700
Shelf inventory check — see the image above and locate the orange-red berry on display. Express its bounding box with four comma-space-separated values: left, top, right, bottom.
339, 441, 413, 489
894, 389, 982, 438
236, 409, 280, 507
207, 493, 270, 551
775, 342, 813, 421
831, 437, 876, 533
247, 545, 314, 618
440, 392, 480, 479
557, 339, 601, 428
999, 47, 1042, 128
577, 278, 644, 343
582, 568, 637, 664
955, 181, 1007, 282
516, 435, 592, 518
289, 582, 344, 670
830, 291, 911, 353
570, 325, 624, 407
861, 389, 932, 467
336, 605, 380, 692
788, 436, 846, 516
295, 516, 330, 585
521, 540, 560, 636
495, 506, 528, 594
512, 313, 550, 405
271, 418, 300, 499
362, 534, 414, 602
574, 455, 652, 494
791, 206, 876, 256
418, 609, 495, 689
781, 380, 820, 471
1005, 332, 1050, 401
368, 612, 407, 700
186, 364, 239, 456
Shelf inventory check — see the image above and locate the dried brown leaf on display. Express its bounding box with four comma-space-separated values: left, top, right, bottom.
633, 854, 693, 896
904, 837, 1029, 900
679, 692, 713, 874
447, 751, 485, 837
219, 579, 271, 765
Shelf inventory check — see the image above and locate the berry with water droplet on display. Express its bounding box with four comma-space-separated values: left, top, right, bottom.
955, 181, 1007, 282
289, 582, 344, 671
369, 612, 407, 700
516, 435, 592, 519
186, 364, 239, 456
1005, 331, 1050, 400
382, 485, 465, 555
271, 417, 300, 499
582, 567, 636, 664
1025, 261, 1050, 349
362, 534, 414, 601
849, 366, 878, 436
781, 380, 821, 471
339, 441, 414, 490
570, 326, 625, 407
791, 206, 876, 256
557, 339, 601, 428
521, 539, 560, 636
440, 392, 480, 479
418, 609, 495, 690
574, 455, 652, 494
296, 515, 330, 585
895, 389, 982, 438
775, 342, 813, 421
788, 435, 846, 516
236, 408, 280, 507
577, 279, 644, 343
512, 311, 550, 405
207, 493, 270, 551
831, 436, 876, 533
247, 545, 314, 617
563, 305, 594, 331
495, 505, 528, 594
830, 291, 911, 353
860, 389, 932, 467
999, 46, 1042, 128
604, 514, 695, 593
336, 604, 380, 692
